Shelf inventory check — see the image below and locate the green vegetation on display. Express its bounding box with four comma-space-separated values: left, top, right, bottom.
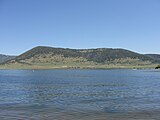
0, 46, 160, 69
155, 65, 160, 69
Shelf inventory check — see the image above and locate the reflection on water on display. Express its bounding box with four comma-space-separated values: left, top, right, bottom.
0, 69, 160, 119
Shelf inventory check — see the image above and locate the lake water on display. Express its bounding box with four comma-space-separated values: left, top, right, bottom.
0, 69, 160, 120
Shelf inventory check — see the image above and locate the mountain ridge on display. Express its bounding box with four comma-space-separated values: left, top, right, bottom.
0, 54, 16, 64
1, 46, 159, 69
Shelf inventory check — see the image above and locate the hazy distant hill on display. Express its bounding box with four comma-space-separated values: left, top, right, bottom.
0, 54, 15, 64
145, 54, 160, 62
2, 46, 159, 69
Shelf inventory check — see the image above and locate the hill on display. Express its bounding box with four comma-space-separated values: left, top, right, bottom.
1, 46, 159, 69
0, 54, 15, 64
145, 54, 160, 62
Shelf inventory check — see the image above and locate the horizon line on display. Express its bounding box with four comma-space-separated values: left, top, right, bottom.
1, 45, 159, 56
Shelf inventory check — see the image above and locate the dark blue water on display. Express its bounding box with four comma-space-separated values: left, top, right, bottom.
0, 69, 160, 119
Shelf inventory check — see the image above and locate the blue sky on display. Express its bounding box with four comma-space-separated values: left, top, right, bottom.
0, 0, 160, 55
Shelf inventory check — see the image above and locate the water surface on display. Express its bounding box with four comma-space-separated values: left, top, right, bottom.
0, 69, 160, 120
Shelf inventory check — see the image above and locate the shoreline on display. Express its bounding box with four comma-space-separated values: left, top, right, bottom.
0, 66, 157, 70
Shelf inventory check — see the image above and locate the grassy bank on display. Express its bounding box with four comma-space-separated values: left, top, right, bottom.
0, 63, 158, 70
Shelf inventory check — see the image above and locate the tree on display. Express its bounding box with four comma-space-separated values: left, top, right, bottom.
155, 65, 160, 69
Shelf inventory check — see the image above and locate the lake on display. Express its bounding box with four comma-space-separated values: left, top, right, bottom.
0, 69, 160, 120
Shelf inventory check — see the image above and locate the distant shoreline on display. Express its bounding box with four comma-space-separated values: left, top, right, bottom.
0, 64, 157, 70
